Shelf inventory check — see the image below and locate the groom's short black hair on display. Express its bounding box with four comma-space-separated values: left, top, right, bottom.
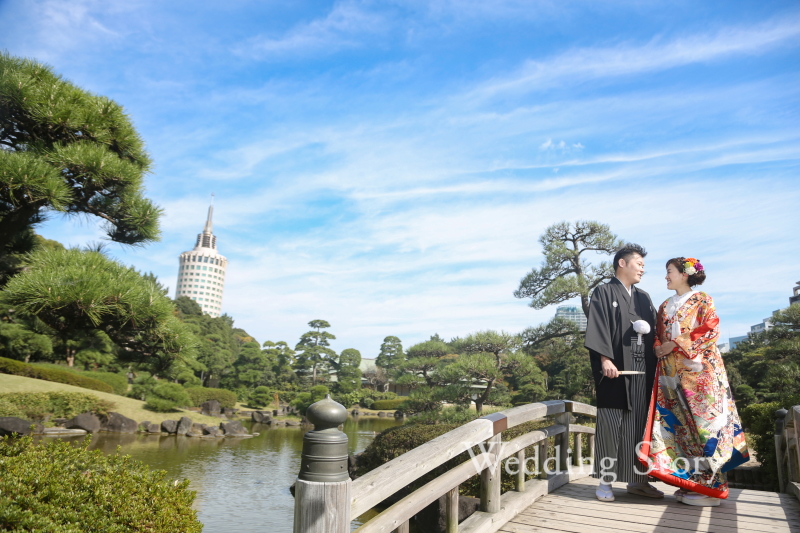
613, 243, 647, 272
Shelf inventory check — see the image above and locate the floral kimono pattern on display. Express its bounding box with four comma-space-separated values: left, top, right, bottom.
639, 292, 749, 498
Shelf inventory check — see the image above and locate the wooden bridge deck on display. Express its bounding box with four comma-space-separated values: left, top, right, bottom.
500, 477, 800, 533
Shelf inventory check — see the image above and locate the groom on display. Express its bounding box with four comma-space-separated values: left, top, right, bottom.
585, 243, 661, 501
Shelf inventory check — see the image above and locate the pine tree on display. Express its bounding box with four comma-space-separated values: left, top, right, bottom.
514, 220, 622, 316
0, 52, 161, 283
0, 248, 196, 373
294, 320, 336, 384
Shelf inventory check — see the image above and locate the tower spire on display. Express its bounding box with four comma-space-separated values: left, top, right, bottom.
195, 195, 217, 250
204, 204, 214, 233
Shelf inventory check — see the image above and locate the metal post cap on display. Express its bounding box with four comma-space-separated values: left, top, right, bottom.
298, 394, 350, 482
306, 394, 348, 430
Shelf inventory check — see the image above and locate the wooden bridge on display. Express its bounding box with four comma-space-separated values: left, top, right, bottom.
292, 399, 800, 533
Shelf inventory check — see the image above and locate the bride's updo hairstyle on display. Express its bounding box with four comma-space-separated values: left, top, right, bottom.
666, 257, 706, 287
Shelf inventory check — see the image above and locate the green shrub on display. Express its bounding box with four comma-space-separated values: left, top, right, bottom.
128, 374, 158, 401
83, 371, 128, 395
408, 406, 480, 426
740, 401, 779, 491
175, 369, 201, 388
0, 397, 19, 418
248, 386, 273, 409
739, 399, 800, 492
144, 398, 178, 413
0, 357, 113, 393
0, 436, 202, 532
395, 388, 441, 415
360, 397, 375, 409
26, 364, 128, 395
291, 386, 329, 415
0, 392, 115, 420
29, 362, 82, 374
145, 383, 192, 413
310, 384, 329, 398
372, 399, 406, 410
291, 392, 313, 413
278, 390, 298, 404
184, 386, 237, 408
335, 389, 398, 408
333, 390, 362, 408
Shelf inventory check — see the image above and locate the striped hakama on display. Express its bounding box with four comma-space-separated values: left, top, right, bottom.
593, 347, 649, 484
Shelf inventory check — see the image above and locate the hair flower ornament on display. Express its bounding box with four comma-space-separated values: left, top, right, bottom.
683, 257, 704, 276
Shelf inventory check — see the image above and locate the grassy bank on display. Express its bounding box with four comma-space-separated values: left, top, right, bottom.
0, 374, 223, 426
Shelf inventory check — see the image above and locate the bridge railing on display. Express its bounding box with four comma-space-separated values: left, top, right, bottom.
775, 405, 800, 502
293, 397, 596, 533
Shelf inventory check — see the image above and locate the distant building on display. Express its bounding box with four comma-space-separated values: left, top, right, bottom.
729, 335, 748, 350
555, 305, 587, 332
718, 343, 730, 354
791, 281, 800, 306
360, 357, 377, 374
174, 204, 228, 317
750, 313, 777, 335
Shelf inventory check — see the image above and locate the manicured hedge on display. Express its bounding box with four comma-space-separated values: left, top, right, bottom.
82, 371, 128, 395
0, 436, 202, 532
0, 357, 113, 393
27, 364, 127, 394
185, 386, 237, 409
371, 398, 407, 410
146, 383, 192, 413
0, 392, 115, 420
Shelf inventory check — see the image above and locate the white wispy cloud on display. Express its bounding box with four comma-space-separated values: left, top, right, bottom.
236, 1, 386, 59
0, 0, 130, 63
470, 16, 800, 99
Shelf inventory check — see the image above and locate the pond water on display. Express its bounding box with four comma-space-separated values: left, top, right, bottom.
58, 417, 401, 533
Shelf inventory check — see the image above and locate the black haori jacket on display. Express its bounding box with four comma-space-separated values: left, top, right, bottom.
584, 277, 657, 410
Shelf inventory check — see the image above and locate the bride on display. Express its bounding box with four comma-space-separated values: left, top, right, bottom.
640, 257, 749, 506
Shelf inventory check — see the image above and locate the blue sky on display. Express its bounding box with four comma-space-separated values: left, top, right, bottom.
1, 1, 798, 357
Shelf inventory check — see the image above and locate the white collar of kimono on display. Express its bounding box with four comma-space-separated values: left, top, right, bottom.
666, 290, 700, 339
666, 290, 699, 319
614, 276, 632, 296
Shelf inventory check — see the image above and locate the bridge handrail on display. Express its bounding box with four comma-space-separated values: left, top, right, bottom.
776, 405, 800, 502
351, 400, 573, 516
292, 398, 597, 533
351, 399, 595, 533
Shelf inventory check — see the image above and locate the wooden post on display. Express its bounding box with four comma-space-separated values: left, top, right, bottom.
555, 412, 571, 474
791, 407, 800, 486
537, 440, 548, 479
293, 479, 351, 533
395, 521, 410, 533
480, 434, 502, 513
294, 395, 351, 533
588, 434, 595, 465
573, 432, 583, 467
515, 450, 525, 492
776, 408, 788, 494
445, 487, 459, 533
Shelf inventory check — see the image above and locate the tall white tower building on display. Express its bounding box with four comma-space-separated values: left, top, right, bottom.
175, 205, 228, 317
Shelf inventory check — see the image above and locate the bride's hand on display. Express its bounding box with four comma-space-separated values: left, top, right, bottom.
655, 342, 676, 358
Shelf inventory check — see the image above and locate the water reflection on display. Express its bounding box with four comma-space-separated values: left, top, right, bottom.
57, 417, 400, 533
